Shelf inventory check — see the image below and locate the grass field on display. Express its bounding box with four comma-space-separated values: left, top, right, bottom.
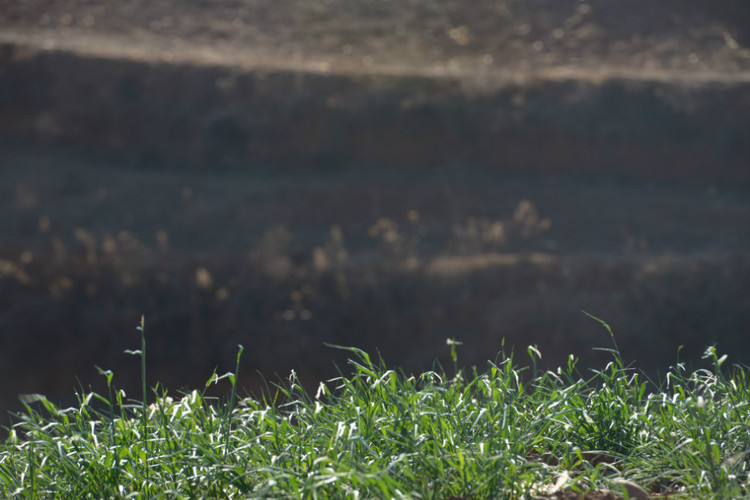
1, 315, 748, 499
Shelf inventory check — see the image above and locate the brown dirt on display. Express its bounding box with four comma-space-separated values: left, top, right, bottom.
2, 0, 749, 76
1, 143, 747, 427
449, 490, 671, 500
448, 493, 637, 500
0, 0, 748, 429
2, 1, 750, 180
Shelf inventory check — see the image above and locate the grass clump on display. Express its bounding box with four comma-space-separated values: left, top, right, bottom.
1, 317, 749, 499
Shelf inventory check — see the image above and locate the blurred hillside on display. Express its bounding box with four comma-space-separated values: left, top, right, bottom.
0, 0, 748, 423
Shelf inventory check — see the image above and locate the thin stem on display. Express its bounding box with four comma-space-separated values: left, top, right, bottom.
223, 344, 244, 460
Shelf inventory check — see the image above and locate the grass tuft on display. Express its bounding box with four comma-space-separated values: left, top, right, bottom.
1, 316, 749, 499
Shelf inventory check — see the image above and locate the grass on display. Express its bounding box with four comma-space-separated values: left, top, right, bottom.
0, 316, 749, 499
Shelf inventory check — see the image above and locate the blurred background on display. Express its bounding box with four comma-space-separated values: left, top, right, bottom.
1, 0, 749, 424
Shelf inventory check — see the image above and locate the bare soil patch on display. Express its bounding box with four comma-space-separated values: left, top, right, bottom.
1, 144, 748, 425
1, 0, 750, 180
2, 0, 749, 76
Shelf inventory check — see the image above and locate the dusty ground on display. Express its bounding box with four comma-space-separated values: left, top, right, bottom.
2, 0, 749, 76
1, 142, 747, 431
0, 5, 749, 477
2, 0, 750, 179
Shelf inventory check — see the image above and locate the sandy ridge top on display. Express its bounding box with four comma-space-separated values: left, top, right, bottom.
2, 0, 749, 85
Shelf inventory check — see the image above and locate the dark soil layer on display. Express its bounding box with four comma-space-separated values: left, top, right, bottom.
1, 145, 748, 424
0, 0, 749, 424
1, 43, 749, 183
